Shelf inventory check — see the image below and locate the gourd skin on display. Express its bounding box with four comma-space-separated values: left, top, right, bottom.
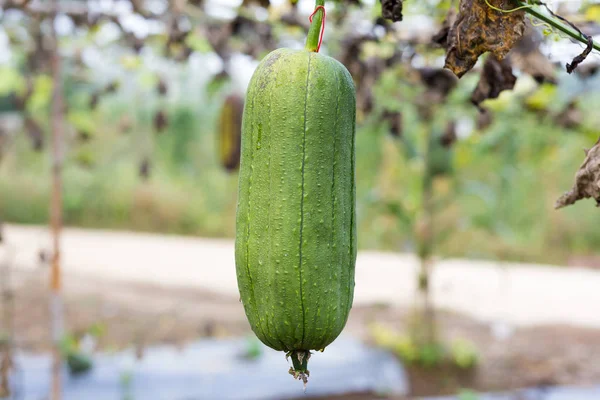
235, 48, 356, 353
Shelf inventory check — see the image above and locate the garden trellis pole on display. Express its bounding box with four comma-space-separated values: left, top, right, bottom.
49, 0, 65, 398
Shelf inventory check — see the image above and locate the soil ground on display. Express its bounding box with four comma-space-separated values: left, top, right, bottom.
2, 269, 600, 398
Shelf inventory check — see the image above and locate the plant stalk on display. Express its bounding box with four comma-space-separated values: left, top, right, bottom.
50, 0, 65, 397
418, 127, 437, 347
516, 1, 600, 53
305, 0, 325, 52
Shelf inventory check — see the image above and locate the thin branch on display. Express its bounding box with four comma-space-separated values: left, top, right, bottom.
517, 1, 600, 53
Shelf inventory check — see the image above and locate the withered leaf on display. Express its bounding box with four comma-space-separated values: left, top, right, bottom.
510, 25, 556, 84
154, 110, 168, 133
419, 68, 458, 99
445, 0, 525, 78
104, 81, 120, 94
432, 8, 457, 48
77, 130, 92, 142
242, 0, 270, 8
471, 55, 516, 107
139, 157, 151, 180
24, 116, 44, 151
382, 110, 403, 138
575, 62, 600, 79
440, 121, 457, 148
555, 101, 582, 130
381, 0, 403, 22
157, 78, 168, 96
556, 138, 600, 209
89, 92, 100, 110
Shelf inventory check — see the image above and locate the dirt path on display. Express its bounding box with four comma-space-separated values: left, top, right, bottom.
4, 270, 600, 398
3, 223, 600, 329
3, 224, 600, 397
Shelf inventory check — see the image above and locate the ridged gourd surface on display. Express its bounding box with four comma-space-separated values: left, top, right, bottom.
235, 48, 357, 352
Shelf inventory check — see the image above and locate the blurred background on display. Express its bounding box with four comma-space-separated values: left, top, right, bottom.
1, 0, 600, 399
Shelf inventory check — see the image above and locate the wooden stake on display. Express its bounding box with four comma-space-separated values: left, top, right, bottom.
49, 0, 64, 398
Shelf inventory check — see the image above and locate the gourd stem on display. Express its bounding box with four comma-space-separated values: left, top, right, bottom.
290, 350, 310, 373
305, 0, 325, 52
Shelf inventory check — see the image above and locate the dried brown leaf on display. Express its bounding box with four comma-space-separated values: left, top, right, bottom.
89, 92, 100, 110
445, 0, 525, 78
139, 157, 151, 181
104, 81, 120, 94
381, 0, 403, 22
242, 0, 270, 8
432, 8, 457, 48
471, 55, 516, 107
556, 138, 600, 209
555, 101, 582, 130
419, 68, 458, 99
219, 94, 244, 172
154, 110, 168, 133
77, 130, 92, 142
440, 121, 457, 148
382, 110, 403, 138
157, 78, 168, 96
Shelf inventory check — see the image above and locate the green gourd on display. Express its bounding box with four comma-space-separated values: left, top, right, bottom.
235, 3, 357, 384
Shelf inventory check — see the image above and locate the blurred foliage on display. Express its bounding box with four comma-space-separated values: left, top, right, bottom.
241, 336, 263, 361
458, 389, 481, 400
59, 323, 106, 375
1, 61, 600, 263
369, 323, 478, 369
0, 0, 599, 266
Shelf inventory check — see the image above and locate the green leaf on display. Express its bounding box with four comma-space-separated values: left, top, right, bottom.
0, 66, 25, 96
27, 74, 54, 113
399, 135, 419, 160
68, 110, 96, 135
139, 71, 158, 89
67, 352, 93, 375
525, 83, 557, 111
243, 336, 263, 360
88, 322, 107, 338
383, 200, 414, 229
451, 339, 479, 369
121, 55, 142, 71
59, 334, 78, 355
585, 4, 600, 23
185, 32, 213, 54
458, 389, 480, 400
418, 342, 445, 368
